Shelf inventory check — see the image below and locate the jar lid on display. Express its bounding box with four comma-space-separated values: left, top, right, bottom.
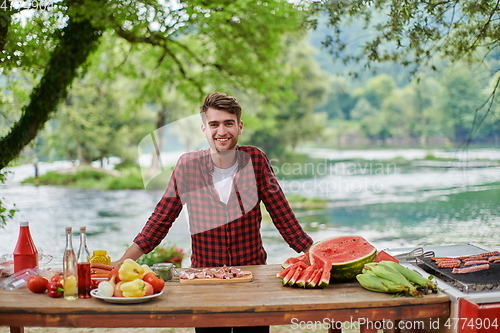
152, 263, 174, 268
93, 250, 108, 255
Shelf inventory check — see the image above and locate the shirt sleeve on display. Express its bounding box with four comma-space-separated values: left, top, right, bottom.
256, 150, 314, 253
133, 163, 184, 254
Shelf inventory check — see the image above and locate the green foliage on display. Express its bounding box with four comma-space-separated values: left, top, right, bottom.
314, 0, 500, 71
0, 171, 17, 228
21, 166, 144, 190
136, 244, 186, 268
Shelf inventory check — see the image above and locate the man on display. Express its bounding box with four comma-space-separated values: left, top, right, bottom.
116, 92, 313, 332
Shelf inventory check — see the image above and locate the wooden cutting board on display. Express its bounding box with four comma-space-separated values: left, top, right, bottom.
179, 271, 253, 284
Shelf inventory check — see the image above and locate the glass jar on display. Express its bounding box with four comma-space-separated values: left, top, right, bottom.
89, 250, 111, 265
152, 263, 174, 281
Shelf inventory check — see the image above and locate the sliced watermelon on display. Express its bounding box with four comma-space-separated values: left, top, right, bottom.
317, 263, 331, 288
281, 253, 310, 268
309, 235, 377, 282
287, 265, 304, 287
295, 264, 318, 288
375, 250, 399, 263
281, 261, 308, 285
281, 264, 298, 286
276, 265, 294, 279
306, 267, 323, 288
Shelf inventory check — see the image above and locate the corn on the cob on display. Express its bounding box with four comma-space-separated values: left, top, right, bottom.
356, 273, 390, 293
377, 260, 438, 292
363, 262, 420, 296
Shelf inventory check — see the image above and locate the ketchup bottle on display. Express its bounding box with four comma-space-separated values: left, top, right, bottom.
13, 221, 39, 273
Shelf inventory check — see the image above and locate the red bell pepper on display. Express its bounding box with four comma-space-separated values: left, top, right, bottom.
47, 281, 64, 298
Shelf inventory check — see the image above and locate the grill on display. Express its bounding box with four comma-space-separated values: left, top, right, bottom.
417, 257, 500, 293
387, 244, 500, 333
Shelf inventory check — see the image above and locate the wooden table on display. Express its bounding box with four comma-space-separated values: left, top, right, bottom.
0, 265, 450, 333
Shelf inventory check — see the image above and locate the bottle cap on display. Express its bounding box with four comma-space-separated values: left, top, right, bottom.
66, 227, 72, 234
20, 221, 29, 227
80, 226, 86, 233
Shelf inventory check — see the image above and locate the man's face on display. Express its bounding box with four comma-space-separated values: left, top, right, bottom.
201, 107, 243, 153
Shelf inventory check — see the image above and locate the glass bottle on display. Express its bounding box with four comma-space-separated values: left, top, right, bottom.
89, 250, 111, 265
77, 226, 91, 299
63, 227, 78, 300
13, 221, 39, 273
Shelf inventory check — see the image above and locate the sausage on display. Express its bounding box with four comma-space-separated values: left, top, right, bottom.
90, 263, 113, 271
463, 260, 489, 266
452, 264, 490, 274
91, 268, 112, 275
436, 260, 461, 268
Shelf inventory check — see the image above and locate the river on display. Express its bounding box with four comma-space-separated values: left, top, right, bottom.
1, 147, 499, 267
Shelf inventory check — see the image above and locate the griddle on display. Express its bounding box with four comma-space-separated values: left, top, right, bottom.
417, 257, 500, 293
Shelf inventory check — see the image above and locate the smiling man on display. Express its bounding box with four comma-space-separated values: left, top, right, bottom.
116, 92, 313, 333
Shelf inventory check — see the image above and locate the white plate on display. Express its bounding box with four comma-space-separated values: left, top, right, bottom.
90, 289, 163, 304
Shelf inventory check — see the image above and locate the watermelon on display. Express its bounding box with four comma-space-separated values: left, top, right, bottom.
316, 263, 329, 288
295, 264, 318, 288
281, 264, 297, 286
287, 265, 304, 286
281, 253, 309, 268
306, 267, 322, 288
276, 264, 294, 279
309, 235, 377, 282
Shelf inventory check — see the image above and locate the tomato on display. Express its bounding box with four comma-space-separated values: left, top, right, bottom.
143, 281, 154, 296
51, 274, 64, 283
142, 272, 165, 294
27, 275, 48, 293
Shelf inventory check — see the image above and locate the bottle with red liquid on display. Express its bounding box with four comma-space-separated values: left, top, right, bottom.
13, 221, 39, 273
77, 226, 91, 299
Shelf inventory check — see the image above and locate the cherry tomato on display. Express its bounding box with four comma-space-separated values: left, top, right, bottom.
47, 281, 64, 298
27, 275, 48, 293
142, 272, 165, 294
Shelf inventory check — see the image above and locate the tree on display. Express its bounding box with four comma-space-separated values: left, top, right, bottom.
245, 39, 329, 158
0, 0, 308, 225
313, 0, 500, 140
0, 0, 307, 170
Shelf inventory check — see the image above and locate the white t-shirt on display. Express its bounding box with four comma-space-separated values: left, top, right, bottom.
212, 162, 238, 204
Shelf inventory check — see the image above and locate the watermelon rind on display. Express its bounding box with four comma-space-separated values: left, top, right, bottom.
309, 235, 377, 282
318, 263, 331, 288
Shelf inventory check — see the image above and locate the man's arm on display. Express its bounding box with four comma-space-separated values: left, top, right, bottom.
113, 243, 144, 267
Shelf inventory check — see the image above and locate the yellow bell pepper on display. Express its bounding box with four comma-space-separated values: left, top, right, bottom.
120, 279, 147, 297
119, 259, 145, 282
140, 264, 153, 278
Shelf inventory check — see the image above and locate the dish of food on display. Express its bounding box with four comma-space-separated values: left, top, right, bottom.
90, 289, 163, 304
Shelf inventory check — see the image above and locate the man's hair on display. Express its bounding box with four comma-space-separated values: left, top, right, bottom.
200, 92, 242, 122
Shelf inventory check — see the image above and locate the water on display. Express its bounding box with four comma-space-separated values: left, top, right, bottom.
1, 148, 499, 267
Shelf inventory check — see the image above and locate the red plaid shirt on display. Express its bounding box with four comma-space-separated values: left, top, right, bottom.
133, 146, 313, 267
